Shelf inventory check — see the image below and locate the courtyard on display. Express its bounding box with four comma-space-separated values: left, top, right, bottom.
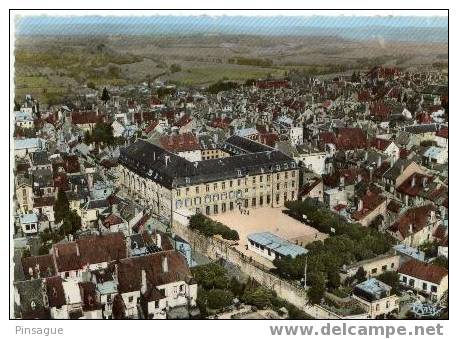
210, 207, 328, 268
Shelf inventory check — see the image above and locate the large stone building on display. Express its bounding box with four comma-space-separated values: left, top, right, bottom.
118, 136, 299, 221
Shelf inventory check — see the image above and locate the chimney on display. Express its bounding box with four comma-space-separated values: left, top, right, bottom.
165, 155, 170, 167
377, 156, 382, 168
422, 177, 427, 188
409, 224, 413, 234
411, 176, 416, 188
162, 256, 168, 273
364, 151, 368, 161
55, 247, 59, 257
112, 203, 118, 214
156, 233, 162, 249
430, 210, 435, 223
358, 199, 363, 211
76, 244, 80, 257
369, 167, 373, 181
357, 174, 362, 183
28, 267, 33, 278
400, 164, 404, 173
340, 176, 345, 187
141, 269, 147, 294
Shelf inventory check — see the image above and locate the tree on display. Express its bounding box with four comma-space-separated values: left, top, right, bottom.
87, 81, 96, 90
14, 100, 21, 111
54, 189, 69, 224
242, 286, 275, 309
101, 87, 110, 103
170, 64, 182, 73
22, 248, 31, 258
60, 210, 81, 238
206, 289, 234, 310
84, 130, 92, 145
191, 263, 229, 290
433, 256, 448, 269
355, 267, 367, 283
377, 271, 401, 295
307, 272, 326, 304
229, 277, 245, 297
327, 269, 341, 290
91, 122, 115, 146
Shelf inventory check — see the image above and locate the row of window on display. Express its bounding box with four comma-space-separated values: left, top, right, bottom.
194, 191, 297, 215
177, 172, 296, 197
370, 263, 396, 275
249, 240, 281, 259
401, 276, 438, 293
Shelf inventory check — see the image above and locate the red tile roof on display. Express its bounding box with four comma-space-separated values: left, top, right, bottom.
134, 111, 156, 124
416, 112, 433, 124
210, 117, 232, 129
256, 80, 289, 89
45, 276, 66, 308
117, 251, 192, 294
22, 254, 56, 279
370, 101, 391, 120
389, 204, 436, 239
335, 128, 368, 150
33, 196, 55, 208
159, 132, 200, 153
371, 138, 392, 152
102, 214, 124, 228
398, 260, 448, 284
436, 127, 448, 139
79, 281, 101, 311
63, 155, 80, 174
71, 112, 103, 125
175, 114, 192, 128
352, 191, 386, 221
259, 132, 279, 147
53, 233, 127, 272
397, 173, 433, 197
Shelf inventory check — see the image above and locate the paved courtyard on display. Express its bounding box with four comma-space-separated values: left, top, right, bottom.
210, 207, 328, 268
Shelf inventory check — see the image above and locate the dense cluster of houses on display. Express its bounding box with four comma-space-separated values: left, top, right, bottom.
12, 65, 448, 319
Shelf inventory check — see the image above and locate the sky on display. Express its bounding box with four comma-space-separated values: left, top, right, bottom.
14, 14, 448, 42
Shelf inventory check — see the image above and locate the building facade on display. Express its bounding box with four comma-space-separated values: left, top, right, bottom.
118, 136, 299, 221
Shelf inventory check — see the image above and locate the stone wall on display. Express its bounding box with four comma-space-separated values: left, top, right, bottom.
172, 220, 309, 311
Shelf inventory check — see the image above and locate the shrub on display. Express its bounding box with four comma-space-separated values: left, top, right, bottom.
189, 214, 239, 241
206, 289, 234, 310
242, 286, 275, 309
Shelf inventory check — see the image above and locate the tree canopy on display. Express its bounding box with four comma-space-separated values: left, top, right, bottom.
101, 87, 110, 103
189, 214, 239, 240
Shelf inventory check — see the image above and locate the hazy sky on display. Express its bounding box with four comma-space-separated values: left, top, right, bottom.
14, 14, 448, 42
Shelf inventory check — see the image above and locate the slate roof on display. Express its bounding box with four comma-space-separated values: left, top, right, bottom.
119, 138, 296, 189
247, 232, 307, 258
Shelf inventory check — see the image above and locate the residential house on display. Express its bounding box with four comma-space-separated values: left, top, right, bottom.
116, 250, 197, 319
14, 138, 46, 158
398, 260, 448, 302
351, 191, 387, 227
388, 204, 439, 247
352, 278, 399, 319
